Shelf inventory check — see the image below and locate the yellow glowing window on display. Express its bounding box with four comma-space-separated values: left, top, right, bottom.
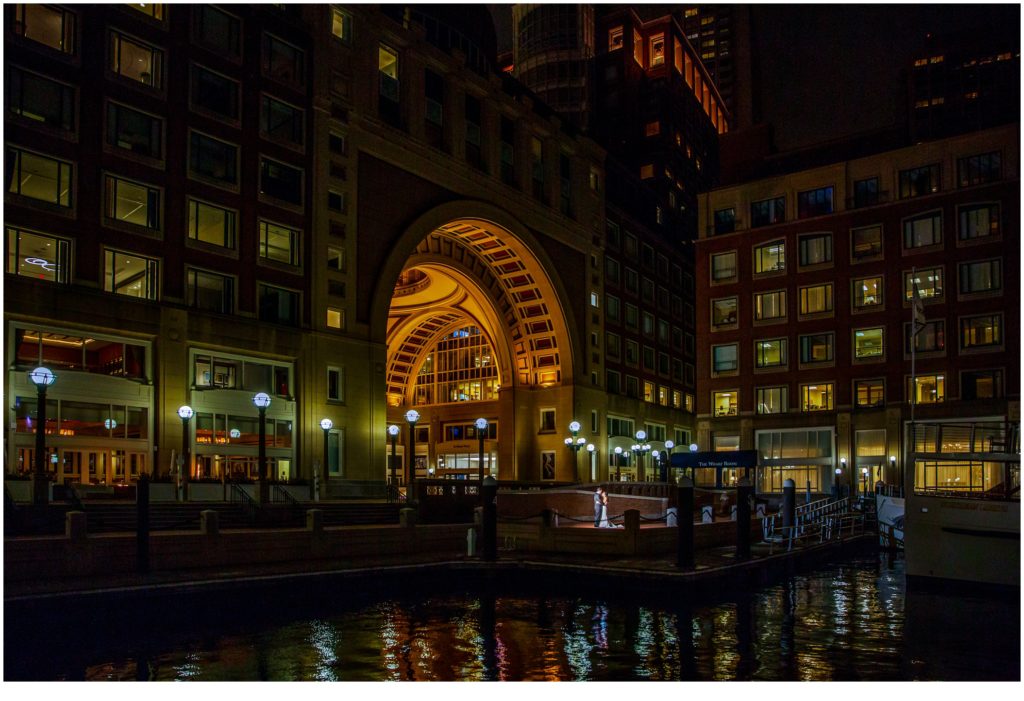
645, 121, 660, 137
800, 384, 833, 411
644, 381, 655, 402
914, 58, 928, 67
327, 308, 344, 329
608, 26, 623, 51
640, 164, 654, 179
713, 391, 737, 416
650, 34, 665, 66
701, 15, 715, 25
929, 55, 944, 64
331, 8, 352, 43
854, 328, 884, 359
674, 38, 683, 73
633, 29, 643, 65
378, 45, 398, 79
685, 8, 698, 18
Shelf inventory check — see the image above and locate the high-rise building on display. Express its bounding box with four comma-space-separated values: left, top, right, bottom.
696, 124, 1019, 495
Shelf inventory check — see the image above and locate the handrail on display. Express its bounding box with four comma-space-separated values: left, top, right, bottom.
229, 483, 259, 523
272, 483, 301, 508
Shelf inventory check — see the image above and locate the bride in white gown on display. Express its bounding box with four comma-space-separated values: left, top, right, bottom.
598, 491, 619, 528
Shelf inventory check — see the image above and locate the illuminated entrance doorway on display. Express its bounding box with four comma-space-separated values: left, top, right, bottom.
380, 212, 578, 481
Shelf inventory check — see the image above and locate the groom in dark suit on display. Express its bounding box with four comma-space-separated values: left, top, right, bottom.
594, 487, 603, 527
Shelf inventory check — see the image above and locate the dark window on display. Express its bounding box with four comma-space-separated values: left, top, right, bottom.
378, 44, 399, 125
903, 212, 941, 248
260, 95, 304, 145
259, 284, 299, 326
260, 158, 303, 205
713, 207, 735, 234
7, 67, 74, 130
898, 164, 940, 198
106, 102, 162, 158
263, 34, 304, 85
424, 69, 444, 147
189, 132, 237, 184
187, 269, 233, 313
560, 153, 572, 216
907, 321, 944, 353
957, 152, 1001, 187
799, 233, 832, 266
750, 196, 785, 227
799, 333, 833, 364
959, 259, 1001, 294
465, 93, 483, 169
194, 6, 240, 57
851, 225, 882, 261
959, 203, 1000, 240
961, 370, 1003, 400
500, 116, 515, 185
853, 177, 879, 208
797, 186, 834, 218
531, 137, 545, 202
191, 65, 238, 119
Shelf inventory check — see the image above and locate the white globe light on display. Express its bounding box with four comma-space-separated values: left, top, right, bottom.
665, 440, 675, 450
643, 444, 651, 451
689, 443, 699, 452
230, 428, 241, 439
568, 421, 581, 433
253, 392, 272, 409
405, 409, 420, 424
614, 446, 623, 455
475, 418, 488, 431
635, 430, 647, 441
28, 366, 56, 387
388, 424, 400, 437
104, 419, 118, 430
177, 405, 194, 420
835, 468, 843, 475
586, 443, 595, 452
577, 437, 586, 445
320, 418, 333, 431
652, 450, 660, 458
564, 437, 573, 445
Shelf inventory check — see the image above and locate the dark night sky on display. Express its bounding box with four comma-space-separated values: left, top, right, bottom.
488, 3, 1020, 151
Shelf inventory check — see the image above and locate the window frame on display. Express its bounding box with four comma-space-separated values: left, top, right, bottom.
103, 173, 162, 233
186, 266, 236, 315
6, 64, 77, 132
108, 28, 164, 90
798, 282, 834, 317
258, 219, 301, 268
852, 275, 883, 311
798, 332, 834, 366
959, 313, 1003, 352
850, 224, 883, 263
754, 338, 788, 370
188, 130, 239, 188
753, 239, 785, 275
958, 258, 1002, 297
852, 326, 885, 362
800, 382, 834, 412
902, 210, 942, 250
753, 289, 787, 324
103, 247, 160, 300
186, 197, 237, 252
957, 202, 1000, 242
798, 232, 833, 268
710, 250, 737, 282
5, 145, 74, 209
5, 226, 72, 284
854, 378, 885, 409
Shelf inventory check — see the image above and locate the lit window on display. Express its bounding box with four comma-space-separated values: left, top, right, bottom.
379, 44, 399, 98
903, 212, 942, 248
189, 131, 238, 185
110, 30, 162, 88
327, 246, 345, 271
904, 267, 943, 301
756, 386, 787, 414
6, 147, 72, 207
852, 276, 883, 309
590, 291, 599, 308
754, 240, 785, 274
644, 381, 655, 403
128, 4, 163, 20
711, 297, 737, 328
331, 7, 352, 43
5, 227, 71, 283
645, 121, 660, 137
959, 203, 1000, 240
8, 67, 75, 130
800, 383, 833, 411
961, 370, 1002, 401
327, 308, 345, 330
104, 249, 158, 299
633, 29, 643, 65
713, 391, 737, 416
855, 379, 885, 408
259, 220, 300, 266
187, 199, 236, 249
640, 164, 654, 179
854, 328, 884, 359
264, 34, 305, 85
755, 339, 786, 369
104, 175, 160, 230
960, 314, 1002, 350
13, 4, 75, 54
649, 33, 665, 66
908, 375, 944, 404
754, 290, 786, 322
799, 283, 833, 315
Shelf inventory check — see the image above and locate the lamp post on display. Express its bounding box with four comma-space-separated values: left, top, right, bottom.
664, 440, 675, 483
614, 446, 623, 481
564, 421, 586, 482
177, 405, 193, 501
388, 424, 400, 492
29, 367, 56, 506
475, 417, 488, 482
253, 392, 271, 504
652, 449, 663, 482
841, 457, 849, 498
587, 443, 596, 482
319, 418, 333, 496
405, 409, 420, 500
861, 467, 869, 495
634, 430, 649, 481
689, 442, 699, 481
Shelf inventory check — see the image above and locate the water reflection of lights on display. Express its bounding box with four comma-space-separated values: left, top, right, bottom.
307, 619, 339, 681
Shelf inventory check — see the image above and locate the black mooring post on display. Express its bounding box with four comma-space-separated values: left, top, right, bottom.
676, 476, 694, 569
736, 477, 752, 560
782, 478, 796, 531
481, 476, 497, 561
136, 472, 150, 573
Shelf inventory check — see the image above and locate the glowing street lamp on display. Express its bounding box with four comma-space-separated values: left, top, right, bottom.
29, 367, 56, 505
614, 446, 623, 481
253, 392, 272, 504
177, 405, 194, 498
565, 421, 587, 482
475, 418, 488, 482
320, 418, 333, 492
388, 424, 400, 492
634, 430, 650, 481
406, 409, 420, 498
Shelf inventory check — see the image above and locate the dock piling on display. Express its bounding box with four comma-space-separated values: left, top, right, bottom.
676, 476, 694, 569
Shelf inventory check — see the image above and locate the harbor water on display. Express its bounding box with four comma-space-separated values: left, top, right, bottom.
5, 554, 1019, 681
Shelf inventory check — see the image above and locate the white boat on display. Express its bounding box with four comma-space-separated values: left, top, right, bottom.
903, 420, 1020, 589
875, 492, 904, 550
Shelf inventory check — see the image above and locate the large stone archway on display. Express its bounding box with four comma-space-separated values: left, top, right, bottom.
372, 201, 586, 481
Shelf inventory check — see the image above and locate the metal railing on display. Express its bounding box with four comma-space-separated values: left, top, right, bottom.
911, 421, 1020, 456
229, 483, 259, 523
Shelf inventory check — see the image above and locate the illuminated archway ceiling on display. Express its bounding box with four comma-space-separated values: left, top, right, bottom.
386, 220, 567, 402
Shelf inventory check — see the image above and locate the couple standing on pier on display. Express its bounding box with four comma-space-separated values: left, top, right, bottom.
593, 487, 620, 528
